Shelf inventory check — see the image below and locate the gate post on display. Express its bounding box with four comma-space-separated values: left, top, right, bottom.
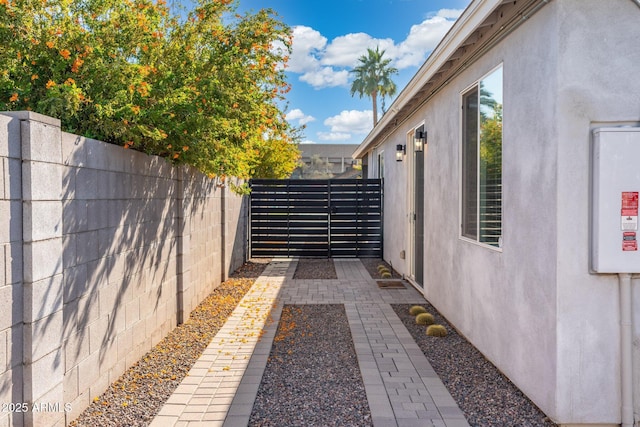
327, 179, 331, 258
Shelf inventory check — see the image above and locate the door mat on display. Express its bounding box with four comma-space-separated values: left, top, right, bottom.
377, 280, 406, 289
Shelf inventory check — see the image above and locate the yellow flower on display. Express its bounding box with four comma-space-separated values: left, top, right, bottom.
64, 78, 76, 86
131, 105, 141, 115
59, 49, 71, 60
46, 41, 55, 49
31, 74, 38, 80
9, 93, 18, 102
46, 80, 56, 89
182, 146, 189, 151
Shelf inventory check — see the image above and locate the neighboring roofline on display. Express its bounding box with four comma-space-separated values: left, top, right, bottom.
352, 0, 549, 159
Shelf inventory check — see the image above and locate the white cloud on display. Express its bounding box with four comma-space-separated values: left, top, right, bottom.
318, 132, 351, 141
436, 9, 465, 19
288, 26, 327, 73
300, 67, 350, 88
394, 13, 461, 68
286, 108, 316, 126
288, 9, 462, 89
288, 26, 351, 89
322, 33, 395, 68
324, 110, 373, 135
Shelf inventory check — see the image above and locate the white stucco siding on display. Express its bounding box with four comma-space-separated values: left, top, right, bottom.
379, 141, 408, 271
364, 1, 640, 424
553, 0, 640, 423
414, 4, 563, 420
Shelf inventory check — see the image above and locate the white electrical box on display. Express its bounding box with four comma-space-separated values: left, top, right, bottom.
591, 127, 640, 273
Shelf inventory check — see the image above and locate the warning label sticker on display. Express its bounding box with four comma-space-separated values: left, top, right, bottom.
621, 192, 639, 216
621, 192, 639, 231
623, 231, 638, 251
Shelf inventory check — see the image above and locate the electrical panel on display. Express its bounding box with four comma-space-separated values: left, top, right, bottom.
591, 127, 640, 273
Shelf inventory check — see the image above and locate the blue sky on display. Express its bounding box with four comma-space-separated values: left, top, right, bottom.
237, 0, 472, 145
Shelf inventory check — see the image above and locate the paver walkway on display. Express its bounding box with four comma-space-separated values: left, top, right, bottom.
150, 259, 469, 427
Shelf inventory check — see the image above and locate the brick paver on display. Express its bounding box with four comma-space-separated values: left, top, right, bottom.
150, 259, 469, 427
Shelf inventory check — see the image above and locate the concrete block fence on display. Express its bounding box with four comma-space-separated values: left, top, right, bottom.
0, 112, 247, 427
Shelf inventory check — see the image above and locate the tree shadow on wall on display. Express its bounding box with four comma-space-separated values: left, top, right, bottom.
57, 134, 231, 387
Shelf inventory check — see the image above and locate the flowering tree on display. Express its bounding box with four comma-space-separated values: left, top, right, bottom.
0, 0, 300, 185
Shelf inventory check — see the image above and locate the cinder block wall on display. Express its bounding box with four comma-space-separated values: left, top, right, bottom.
0, 113, 25, 426
0, 111, 247, 427
181, 170, 222, 318
224, 192, 248, 281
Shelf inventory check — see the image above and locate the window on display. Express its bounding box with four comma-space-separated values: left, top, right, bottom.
461, 66, 503, 248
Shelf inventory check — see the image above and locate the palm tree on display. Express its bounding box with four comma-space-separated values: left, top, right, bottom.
349, 47, 398, 126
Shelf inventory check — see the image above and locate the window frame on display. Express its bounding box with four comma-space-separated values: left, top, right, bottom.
459, 64, 503, 250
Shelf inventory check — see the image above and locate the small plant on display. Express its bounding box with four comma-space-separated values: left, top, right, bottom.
381, 271, 392, 278
426, 324, 448, 337
415, 312, 435, 326
377, 266, 390, 275
409, 305, 427, 316
377, 264, 388, 272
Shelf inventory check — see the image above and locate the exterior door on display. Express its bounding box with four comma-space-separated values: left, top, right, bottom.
408, 129, 425, 288
413, 149, 424, 287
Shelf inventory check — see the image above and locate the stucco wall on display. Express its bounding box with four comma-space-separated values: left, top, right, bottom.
375, 145, 407, 272
376, 6, 560, 417
553, 0, 640, 423
417, 5, 560, 418
0, 112, 247, 427
370, 1, 640, 424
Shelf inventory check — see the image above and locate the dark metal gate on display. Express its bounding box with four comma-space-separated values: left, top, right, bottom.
249, 179, 382, 258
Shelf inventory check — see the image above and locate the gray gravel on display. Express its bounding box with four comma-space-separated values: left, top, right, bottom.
68, 260, 268, 427
393, 303, 558, 427
249, 304, 372, 426
293, 258, 337, 279
68, 257, 559, 427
